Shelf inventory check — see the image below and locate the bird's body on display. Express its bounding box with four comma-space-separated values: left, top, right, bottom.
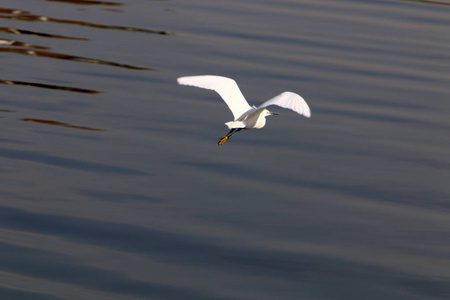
227, 106, 270, 129
177, 75, 311, 144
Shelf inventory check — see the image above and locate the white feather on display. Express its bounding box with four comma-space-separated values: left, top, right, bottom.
259, 92, 311, 118
177, 75, 252, 120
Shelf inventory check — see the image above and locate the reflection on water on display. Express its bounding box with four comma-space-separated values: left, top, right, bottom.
0, 4, 170, 73
0, 12, 172, 35
0, 37, 48, 49
0, 26, 87, 40
0, 0, 162, 139
0, 48, 152, 70
21, 118, 105, 131
403, 0, 450, 5
47, 0, 124, 5
0, 79, 100, 94
0, 8, 28, 14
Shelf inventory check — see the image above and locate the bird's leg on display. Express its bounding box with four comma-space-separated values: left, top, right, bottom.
218, 128, 242, 145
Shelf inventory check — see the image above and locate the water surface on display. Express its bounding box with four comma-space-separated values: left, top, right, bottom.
0, 0, 449, 299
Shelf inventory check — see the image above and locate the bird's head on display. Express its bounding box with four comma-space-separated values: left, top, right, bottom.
264, 109, 279, 117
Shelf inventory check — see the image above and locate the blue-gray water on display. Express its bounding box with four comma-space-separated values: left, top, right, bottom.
1, 0, 449, 299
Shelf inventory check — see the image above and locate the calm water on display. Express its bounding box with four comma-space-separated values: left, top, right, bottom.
0, 0, 449, 299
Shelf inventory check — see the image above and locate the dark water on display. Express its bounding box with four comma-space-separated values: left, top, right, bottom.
1, 0, 449, 299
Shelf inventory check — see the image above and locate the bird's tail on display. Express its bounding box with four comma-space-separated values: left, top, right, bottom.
225, 121, 245, 129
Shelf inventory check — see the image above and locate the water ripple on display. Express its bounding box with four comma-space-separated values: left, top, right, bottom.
0, 240, 227, 300
0, 38, 49, 49
0, 7, 173, 35
0, 26, 87, 40
0, 48, 153, 70
46, 0, 124, 5
0, 148, 148, 175
0, 80, 100, 94
21, 118, 105, 131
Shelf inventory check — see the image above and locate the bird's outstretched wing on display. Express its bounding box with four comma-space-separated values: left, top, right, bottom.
258, 92, 311, 118
177, 75, 252, 120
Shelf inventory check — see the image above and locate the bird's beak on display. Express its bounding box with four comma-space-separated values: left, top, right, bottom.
270, 111, 279, 116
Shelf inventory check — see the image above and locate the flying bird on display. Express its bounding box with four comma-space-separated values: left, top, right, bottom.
177, 75, 311, 145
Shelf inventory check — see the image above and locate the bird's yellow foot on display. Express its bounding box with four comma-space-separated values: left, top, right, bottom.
218, 136, 228, 145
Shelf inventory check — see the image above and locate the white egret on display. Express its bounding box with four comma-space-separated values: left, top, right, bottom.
177, 75, 311, 145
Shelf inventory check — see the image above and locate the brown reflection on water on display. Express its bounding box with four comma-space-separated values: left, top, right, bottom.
0, 4, 169, 71
46, 0, 124, 5
0, 48, 152, 70
22, 118, 106, 131
0, 80, 100, 94
0, 8, 29, 15
101, 8, 124, 13
0, 27, 87, 40
401, 0, 450, 5
0, 38, 49, 49
0, 8, 172, 35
